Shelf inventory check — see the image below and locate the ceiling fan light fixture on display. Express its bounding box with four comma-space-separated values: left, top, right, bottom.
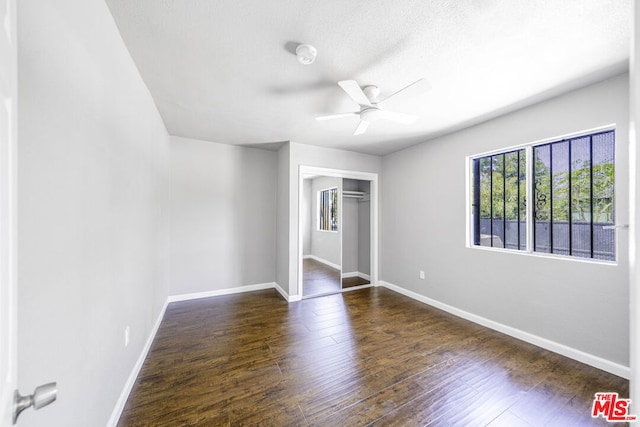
316, 78, 429, 135
296, 44, 317, 65
360, 107, 382, 122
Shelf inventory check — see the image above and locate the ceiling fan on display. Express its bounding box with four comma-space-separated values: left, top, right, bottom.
316, 78, 431, 135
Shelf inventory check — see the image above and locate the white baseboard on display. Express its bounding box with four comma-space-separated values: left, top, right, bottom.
304, 254, 341, 271
378, 280, 630, 379
169, 282, 302, 304
273, 282, 303, 302
168, 282, 276, 302
342, 271, 371, 280
271, 282, 290, 301
107, 300, 168, 427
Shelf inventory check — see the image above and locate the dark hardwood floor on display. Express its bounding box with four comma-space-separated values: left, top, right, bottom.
342, 275, 370, 289
118, 287, 629, 426
302, 258, 341, 297
303, 258, 370, 297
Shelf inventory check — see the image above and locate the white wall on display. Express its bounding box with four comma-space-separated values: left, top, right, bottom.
630, 1, 639, 406
309, 176, 342, 267
276, 143, 290, 292
0, 0, 17, 424
358, 182, 371, 275
302, 179, 311, 256
342, 179, 371, 276
17, 1, 170, 425
169, 136, 277, 296
342, 197, 358, 273
381, 73, 630, 368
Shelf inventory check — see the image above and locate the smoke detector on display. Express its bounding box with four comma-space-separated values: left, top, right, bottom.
296, 44, 317, 65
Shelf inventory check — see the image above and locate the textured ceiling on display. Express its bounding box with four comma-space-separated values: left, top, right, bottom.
105, 0, 631, 155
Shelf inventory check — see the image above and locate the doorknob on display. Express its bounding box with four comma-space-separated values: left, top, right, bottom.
13, 382, 57, 424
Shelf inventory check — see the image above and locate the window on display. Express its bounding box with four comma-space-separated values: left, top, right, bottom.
472, 149, 527, 250
471, 129, 615, 261
318, 187, 338, 231
532, 131, 615, 260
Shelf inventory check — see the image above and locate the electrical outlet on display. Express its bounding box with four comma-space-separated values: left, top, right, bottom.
124, 326, 130, 347
419, 270, 425, 280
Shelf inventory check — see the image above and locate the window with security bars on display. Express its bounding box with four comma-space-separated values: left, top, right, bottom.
533, 130, 615, 260
472, 149, 527, 250
471, 129, 615, 261
318, 188, 338, 231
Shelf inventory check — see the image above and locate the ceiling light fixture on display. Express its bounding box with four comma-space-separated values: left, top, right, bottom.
296, 44, 317, 65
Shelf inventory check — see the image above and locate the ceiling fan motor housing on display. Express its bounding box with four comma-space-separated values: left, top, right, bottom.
362, 85, 380, 103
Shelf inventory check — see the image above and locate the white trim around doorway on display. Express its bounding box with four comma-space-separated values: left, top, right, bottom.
297, 165, 379, 299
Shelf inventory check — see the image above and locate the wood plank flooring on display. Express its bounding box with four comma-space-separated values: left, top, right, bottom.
118, 288, 629, 426
302, 258, 341, 297
303, 258, 370, 297
342, 275, 370, 289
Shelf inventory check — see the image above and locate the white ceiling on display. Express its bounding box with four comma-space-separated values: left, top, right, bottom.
105, 0, 631, 156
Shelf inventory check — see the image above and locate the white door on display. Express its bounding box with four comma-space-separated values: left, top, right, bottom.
0, 0, 18, 424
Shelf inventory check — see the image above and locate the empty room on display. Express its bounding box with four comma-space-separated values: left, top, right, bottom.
2, 0, 640, 426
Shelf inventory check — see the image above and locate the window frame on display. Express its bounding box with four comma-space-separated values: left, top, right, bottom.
466, 125, 617, 264
317, 186, 339, 232
471, 148, 528, 251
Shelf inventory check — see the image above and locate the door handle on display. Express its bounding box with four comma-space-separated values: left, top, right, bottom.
13, 382, 57, 424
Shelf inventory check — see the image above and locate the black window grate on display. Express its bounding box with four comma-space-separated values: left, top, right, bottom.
471, 129, 615, 261
472, 149, 527, 250
532, 130, 615, 260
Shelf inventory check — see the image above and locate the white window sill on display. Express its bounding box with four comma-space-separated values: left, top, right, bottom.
467, 244, 618, 266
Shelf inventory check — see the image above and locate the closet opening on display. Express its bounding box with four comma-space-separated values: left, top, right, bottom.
297, 166, 378, 299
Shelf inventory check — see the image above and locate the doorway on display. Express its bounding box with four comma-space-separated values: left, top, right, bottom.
298, 166, 378, 299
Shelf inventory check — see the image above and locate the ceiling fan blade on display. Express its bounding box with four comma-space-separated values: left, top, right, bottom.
353, 120, 370, 136
378, 78, 431, 105
338, 80, 372, 107
377, 110, 419, 125
316, 112, 359, 121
